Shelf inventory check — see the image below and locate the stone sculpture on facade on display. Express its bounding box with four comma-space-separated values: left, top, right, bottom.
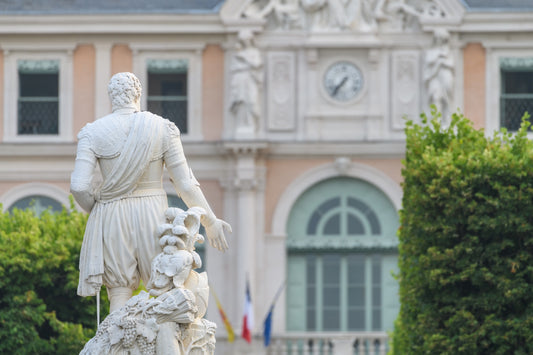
80, 207, 216, 355
241, 0, 447, 33
424, 28, 454, 124
229, 29, 263, 138
71, 72, 231, 353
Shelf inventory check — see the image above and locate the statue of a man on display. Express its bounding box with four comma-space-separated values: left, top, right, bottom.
229, 29, 263, 135
71, 72, 231, 312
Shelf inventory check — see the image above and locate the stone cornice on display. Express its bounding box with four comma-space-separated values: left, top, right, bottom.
0, 14, 226, 35
0, 140, 406, 159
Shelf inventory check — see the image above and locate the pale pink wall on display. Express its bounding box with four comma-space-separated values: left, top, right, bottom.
0, 50, 3, 141
73, 45, 96, 135
111, 44, 133, 75
202, 45, 224, 141
463, 43, 486, 129
264, 158, 404, 234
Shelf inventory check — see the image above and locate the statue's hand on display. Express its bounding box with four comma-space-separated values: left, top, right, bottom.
205, 219, 231, 252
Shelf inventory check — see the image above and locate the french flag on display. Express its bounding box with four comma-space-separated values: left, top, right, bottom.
242, 279, 254, 343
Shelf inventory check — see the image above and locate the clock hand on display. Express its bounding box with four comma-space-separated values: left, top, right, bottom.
332, 76, 348, 96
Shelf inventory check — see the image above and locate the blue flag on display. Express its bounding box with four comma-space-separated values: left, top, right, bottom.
263, 306, 273, 347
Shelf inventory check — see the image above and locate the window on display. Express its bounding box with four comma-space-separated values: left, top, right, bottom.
17, 60, 59, 135
500, 58, 533, 131
132, 45, 203, 140
286, 177, 400, 332
167, 194, 205, 273
9, 195, 63, 215
3, 44, 74, 142
147, 59, 188, 133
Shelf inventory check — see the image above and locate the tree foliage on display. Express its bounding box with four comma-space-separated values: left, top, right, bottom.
0, 199, 108, 354
393, 109, 533, 354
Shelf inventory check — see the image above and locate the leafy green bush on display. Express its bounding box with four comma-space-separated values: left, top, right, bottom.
393, 109, 533, 354
0, 199, 108, 354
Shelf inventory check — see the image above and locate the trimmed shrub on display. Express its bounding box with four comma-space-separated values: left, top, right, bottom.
0, 199, 108, 354
393, 109, 533, 354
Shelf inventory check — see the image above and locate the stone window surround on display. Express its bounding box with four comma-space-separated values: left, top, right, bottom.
2, 43, 75, 143
0, 182, 70, 212
131, 43, 205, 141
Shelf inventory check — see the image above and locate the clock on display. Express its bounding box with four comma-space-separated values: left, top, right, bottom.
323, 61, 364, 102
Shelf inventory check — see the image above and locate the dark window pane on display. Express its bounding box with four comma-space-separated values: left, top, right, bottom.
500, 96, 533, 131
323, 214, 340, 235
306, 197, 340, 235
348, 309, 365, 331
307, 309, 316, 330
347, 197, 381, 234
502, 71, 533, 94
147, 72, 188, 133
347, 214, 365, 235
18, 101, 58, 134
9, 195, 62, 215
348, 255, 365, 284
348, 286, 365, 307
323, 287, 339, 307
20, 73, 58, 97
323, 309, 340, 331
372, 309, 382, 330
323, 254, 340, 284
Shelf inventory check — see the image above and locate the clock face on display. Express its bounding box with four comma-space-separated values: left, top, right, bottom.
323, 61, 364, 102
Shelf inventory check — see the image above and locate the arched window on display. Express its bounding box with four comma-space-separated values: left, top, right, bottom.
167, 194, 206, 272
286, 177, 399, 332
8, 194, 63, 215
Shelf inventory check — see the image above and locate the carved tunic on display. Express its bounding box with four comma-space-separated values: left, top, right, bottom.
71, 108, 196, 296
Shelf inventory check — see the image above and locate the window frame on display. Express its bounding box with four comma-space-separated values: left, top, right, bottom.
3, 45, 74, 142
132, 44, 204, 141
486, 48, 533, 135
0, 182, 70, 212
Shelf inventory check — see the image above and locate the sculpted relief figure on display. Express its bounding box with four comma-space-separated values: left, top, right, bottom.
229, 30, 263, 137
243, 0, 382, 32
424, 28, 454, 124
71, 72, 231, 314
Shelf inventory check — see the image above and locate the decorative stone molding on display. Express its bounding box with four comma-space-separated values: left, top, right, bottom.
391, 50, 421, 130
286, 236, 399, 251
267, 51, 296, 131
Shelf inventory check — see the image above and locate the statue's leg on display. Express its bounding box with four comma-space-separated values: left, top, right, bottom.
108, 286, 133, 313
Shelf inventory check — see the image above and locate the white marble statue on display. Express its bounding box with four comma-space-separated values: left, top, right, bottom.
229, 30, 263, 137
71, 72, 231, 313
80, 207, 216, 355
424, 28, 454, 124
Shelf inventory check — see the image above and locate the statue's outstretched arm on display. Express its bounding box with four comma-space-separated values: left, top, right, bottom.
164, 134, 231, 252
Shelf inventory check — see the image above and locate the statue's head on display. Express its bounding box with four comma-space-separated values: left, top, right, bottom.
108, 72, 142, 112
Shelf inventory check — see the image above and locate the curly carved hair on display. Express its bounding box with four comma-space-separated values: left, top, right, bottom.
107, 72, 142, 110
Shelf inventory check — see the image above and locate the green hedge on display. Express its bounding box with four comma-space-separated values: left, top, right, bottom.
0, 199, 108, 354
393, 110, 533, 354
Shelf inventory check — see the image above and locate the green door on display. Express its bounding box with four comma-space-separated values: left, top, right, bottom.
286, 177, 400, 332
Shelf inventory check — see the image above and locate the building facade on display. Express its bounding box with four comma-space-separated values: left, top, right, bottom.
0, 0, 531, 353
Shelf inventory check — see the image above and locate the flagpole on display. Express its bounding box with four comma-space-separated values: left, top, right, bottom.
263, 280, 287, 347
